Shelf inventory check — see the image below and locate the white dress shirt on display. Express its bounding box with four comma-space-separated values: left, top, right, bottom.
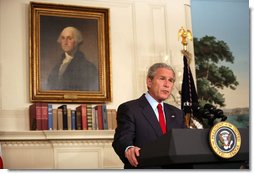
145, 92, 166, 121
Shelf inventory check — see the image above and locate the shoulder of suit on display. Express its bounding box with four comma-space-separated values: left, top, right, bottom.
118, 94, 147, 108
164, 102, 181, 111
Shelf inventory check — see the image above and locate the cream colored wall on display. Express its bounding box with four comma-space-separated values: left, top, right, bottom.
0, 0, 194, 131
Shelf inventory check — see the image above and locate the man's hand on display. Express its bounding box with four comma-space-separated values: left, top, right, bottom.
125, 146, 141, 167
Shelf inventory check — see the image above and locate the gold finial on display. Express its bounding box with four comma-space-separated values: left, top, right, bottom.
178, 27, 193, 50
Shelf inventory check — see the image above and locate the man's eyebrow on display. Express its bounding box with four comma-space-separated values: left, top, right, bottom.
158, 75, 174, 80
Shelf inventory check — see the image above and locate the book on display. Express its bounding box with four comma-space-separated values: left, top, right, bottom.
111, 109, 117, 129
107, 109, 113, 130
95, 105, 103, 130
75, 109, 82, 130
41, 103, 48, 130
58, 105, 68, 130
92, 106, 97, 130
57, 108, 63, 130
48, 104, 53, 130
67, 108, 72, 130
76, 104, 87, 130
29, 103, 42, 130
53, 109, 58, 130
86, 104, 93, 130
107, 109, 117, 130
71, 110, 76, 130
102, 104, 108, 130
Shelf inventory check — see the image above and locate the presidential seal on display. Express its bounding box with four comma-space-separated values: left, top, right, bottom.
209, 121, 241, 159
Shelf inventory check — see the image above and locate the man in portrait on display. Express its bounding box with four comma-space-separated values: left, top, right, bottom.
46, 26, 99, 91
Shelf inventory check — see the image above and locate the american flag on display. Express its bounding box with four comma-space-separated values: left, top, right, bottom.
181, 55, 199, 127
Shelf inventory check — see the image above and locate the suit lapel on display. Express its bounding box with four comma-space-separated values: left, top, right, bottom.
138, 94, 163, 137
164, 104, 177, 130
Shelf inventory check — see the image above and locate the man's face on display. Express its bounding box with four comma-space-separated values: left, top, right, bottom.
146, 67, 175, 103
59, 29, 77, 55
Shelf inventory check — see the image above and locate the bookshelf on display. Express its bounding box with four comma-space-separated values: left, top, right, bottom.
0, 130, 123, 169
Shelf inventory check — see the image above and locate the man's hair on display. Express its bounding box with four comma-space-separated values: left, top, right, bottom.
147, 62, 175, 82
57, 26, 83, 44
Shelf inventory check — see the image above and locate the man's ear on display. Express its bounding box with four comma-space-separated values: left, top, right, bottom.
146, 78, 152, 88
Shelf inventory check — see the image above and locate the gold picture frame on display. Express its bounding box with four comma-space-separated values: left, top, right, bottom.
30, 2, 111, 103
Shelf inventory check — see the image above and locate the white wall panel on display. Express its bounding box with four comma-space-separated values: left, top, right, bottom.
55, 148, 102, 169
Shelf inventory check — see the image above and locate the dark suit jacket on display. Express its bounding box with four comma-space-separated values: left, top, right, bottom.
47, 51, 99, 91
112, 94, 186, 169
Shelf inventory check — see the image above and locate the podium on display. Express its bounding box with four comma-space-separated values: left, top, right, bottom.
138, 128, 249, 169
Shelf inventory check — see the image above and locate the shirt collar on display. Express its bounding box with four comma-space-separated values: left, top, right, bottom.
145, 92, 164, 111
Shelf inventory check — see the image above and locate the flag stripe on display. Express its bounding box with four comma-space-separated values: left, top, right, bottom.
0, 156, 3, 169
0, 144, 3, 169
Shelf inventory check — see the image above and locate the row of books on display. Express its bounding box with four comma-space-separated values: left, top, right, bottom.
29, 103, 117, 131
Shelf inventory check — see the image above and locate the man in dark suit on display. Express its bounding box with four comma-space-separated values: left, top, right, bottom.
112, 63, 187, 169
47, 26, 99, 91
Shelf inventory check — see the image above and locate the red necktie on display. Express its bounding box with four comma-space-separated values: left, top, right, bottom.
157, 104, 166, 134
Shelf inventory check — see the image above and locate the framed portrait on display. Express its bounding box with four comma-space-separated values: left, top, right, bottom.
29, 2, 111, 103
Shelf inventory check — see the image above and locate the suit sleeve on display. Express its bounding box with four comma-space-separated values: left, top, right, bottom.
112, 103, 136, 163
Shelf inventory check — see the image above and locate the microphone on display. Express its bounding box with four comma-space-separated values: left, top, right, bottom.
191, 103, 227, 127
204, 103, 216, 113
192, 103, 215, 126
194, 103, 232, 127
198, 108, 215, 126
199, 108, 213, 120
192, 103, 212, 119
204, 103, 227, 121
213, 109, 227, 121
